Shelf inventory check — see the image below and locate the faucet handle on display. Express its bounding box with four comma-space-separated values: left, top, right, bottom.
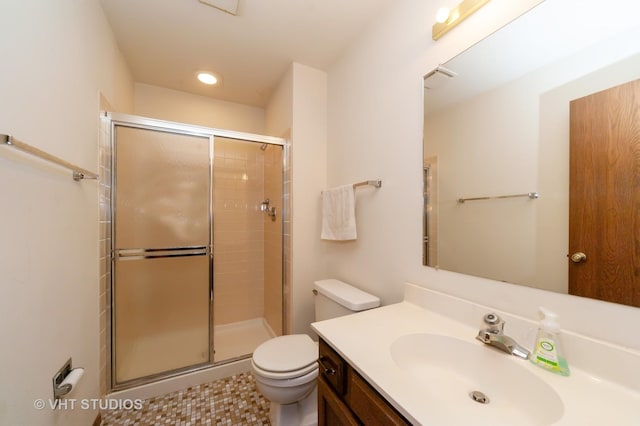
482, 313, 504, 333
483, 313, 501, 325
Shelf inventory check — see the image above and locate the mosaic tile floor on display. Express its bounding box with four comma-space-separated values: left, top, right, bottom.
101, 372, 270, 425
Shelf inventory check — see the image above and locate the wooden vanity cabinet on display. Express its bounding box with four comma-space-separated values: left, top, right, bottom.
318, 339, 411, 426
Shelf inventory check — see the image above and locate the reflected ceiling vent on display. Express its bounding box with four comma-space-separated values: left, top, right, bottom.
424, 66, 457, 89
198, 0, 239, 16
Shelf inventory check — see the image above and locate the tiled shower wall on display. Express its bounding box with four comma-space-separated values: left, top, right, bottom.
282, 132, 292, 335
213, 138, 265, 325
263, 145, 283, 335
98, 101, 113, 396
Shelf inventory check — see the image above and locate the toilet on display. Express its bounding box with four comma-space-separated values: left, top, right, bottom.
251, 279, 380, 426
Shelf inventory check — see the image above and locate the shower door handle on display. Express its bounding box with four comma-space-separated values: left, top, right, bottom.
114, 246, 210, 260
209, 249, 214, 302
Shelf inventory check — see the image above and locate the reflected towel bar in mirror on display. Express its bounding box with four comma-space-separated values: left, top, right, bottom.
353, 180, 382, 189
458, 192, 539, 203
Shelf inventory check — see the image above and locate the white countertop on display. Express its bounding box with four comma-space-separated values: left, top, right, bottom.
311, 285, 640, 426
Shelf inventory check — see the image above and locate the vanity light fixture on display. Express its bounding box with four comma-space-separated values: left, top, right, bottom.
432, 0, 491, 40
435, 7, 452, 24
197, 71, 220, 85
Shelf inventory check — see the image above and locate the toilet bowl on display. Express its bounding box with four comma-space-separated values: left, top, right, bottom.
252, 334, 319, 425
251, 279, 380, 426
252, 362, 318, 404
252, 334, 318, 403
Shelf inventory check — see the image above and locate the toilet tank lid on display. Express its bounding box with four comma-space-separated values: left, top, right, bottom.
313, 279, 380, 311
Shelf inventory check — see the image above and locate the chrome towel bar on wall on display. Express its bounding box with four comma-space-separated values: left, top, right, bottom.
1, 133, 99, 181
320, 179, 382, 195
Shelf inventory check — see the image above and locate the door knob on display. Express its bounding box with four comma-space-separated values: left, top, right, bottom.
570, 252, 587, 263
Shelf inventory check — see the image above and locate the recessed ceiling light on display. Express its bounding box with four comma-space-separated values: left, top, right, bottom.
197, 72, 219, 85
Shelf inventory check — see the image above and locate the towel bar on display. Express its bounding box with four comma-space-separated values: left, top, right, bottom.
1, 134, 99, 181
353, 180, 382, 189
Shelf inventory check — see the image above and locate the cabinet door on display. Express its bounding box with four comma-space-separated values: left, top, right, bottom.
348, 370, 411, 426
318, 377, 361, 426
319, 339, 347, 395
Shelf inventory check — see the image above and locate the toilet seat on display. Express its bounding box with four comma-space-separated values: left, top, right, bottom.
251, 359, 318, 380
252, 363, 319, 388
252, 334, 318, 374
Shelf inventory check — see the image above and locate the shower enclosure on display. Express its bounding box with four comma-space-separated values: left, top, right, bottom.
106, 113, 286, 390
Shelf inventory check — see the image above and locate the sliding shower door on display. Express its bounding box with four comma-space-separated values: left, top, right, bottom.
106, 113, 287, 390
112, 125, 212, 386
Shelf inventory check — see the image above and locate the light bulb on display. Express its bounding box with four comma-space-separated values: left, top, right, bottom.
197, 72, 218, 85
435, 7, 450, 24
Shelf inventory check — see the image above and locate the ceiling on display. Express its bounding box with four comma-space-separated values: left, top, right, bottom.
100, 0, 393, 107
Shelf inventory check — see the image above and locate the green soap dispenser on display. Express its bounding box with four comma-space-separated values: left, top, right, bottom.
530, 307, 570, 376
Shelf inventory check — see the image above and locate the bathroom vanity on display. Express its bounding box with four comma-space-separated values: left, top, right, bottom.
311, 283, 640, 425
317, 339, 410, 425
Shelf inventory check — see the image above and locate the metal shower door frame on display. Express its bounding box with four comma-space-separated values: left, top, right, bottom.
106, 112, 287, 392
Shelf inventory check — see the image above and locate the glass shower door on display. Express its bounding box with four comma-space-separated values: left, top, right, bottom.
112, 125, 212, 386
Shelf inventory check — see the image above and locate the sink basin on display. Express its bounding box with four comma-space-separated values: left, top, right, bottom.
390, 333, 564, 426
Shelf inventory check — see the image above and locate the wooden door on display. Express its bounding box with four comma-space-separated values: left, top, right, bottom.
569, 78, 640, 307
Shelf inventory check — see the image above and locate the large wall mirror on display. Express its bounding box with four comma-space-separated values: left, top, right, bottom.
423, 1, 640, 308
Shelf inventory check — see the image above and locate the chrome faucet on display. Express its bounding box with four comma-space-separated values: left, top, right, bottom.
476, 313, 530, 360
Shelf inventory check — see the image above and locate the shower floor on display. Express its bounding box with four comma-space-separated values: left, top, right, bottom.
214, 318, 276, 362
114, 318, 274, 386
116, 327, 210, 384
115, 318, 274, 385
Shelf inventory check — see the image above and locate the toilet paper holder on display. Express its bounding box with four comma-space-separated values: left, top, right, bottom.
52, 358, 82, 400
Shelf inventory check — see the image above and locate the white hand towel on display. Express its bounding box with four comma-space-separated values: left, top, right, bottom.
321, 184, 357, 241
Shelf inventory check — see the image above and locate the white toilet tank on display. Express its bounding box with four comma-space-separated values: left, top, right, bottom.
313, 279, 380, 321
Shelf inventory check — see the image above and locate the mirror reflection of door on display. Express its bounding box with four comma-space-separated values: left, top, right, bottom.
423, 157, 438, 267
423, 166, 431, 266
569, 78, 640, 307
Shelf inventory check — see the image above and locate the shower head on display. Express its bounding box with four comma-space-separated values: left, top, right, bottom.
259, 143, 268, 151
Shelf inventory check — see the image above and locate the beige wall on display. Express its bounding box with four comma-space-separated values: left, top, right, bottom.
324, 0, 544, 306
291, 64, 328, 336
265, 68, 293, 333
134, 83, 266, 134
264, 64, 328, 336
325, 0, 640, 352
0, 0, 133, 424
